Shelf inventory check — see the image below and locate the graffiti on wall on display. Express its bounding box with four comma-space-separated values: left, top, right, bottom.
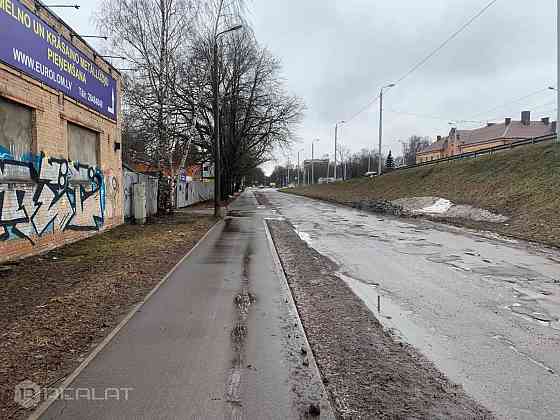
0, 145, 106, 245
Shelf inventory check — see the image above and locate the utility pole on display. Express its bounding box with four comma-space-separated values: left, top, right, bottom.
311, 139, 319, 185
378, 83, 396, 176
378, 90, 383, 176
334, 120, 345, 180
212, 40, 221, 217
557, 0, 559, 142
297, 150, 302, 185
213, 24, 243, 217
287, 162, 290, 186
311, 142, 315, 185
334, 126, 337, 179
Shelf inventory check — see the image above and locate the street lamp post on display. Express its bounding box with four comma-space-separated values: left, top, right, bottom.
213, 24, 243, 217
334, 120, 345, 180
550, 86, 559, 142
311, 139, 319, 185
378, 83, 396, 176
297, 149, 304, 185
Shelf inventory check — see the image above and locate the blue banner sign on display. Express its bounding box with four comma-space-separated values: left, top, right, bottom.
0, 0, 117, 120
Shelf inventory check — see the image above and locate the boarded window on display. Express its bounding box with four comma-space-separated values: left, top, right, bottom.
67, 122, 98, 166
0, 96, 32, 159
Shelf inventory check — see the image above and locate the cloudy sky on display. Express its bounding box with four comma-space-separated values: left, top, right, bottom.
56, 0, 556, 169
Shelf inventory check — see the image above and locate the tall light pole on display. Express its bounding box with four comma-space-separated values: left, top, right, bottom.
213, 24, 243, 217
311, 139, 319, 185
297, 149, 304, 185
550, 86, 559, 142
334, 120, 345, 180
378, 83, 396, 176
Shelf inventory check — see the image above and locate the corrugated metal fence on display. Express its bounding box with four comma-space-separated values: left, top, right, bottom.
123, 168, 159, 219
176, 179, 214, 208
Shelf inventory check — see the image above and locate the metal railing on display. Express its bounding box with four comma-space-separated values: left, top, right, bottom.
391, 133, 557, 173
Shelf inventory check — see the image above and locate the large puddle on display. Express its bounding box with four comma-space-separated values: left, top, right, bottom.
336, 272, 462, 379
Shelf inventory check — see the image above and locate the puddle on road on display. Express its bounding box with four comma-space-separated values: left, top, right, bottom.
338, 273, 436, 343
335, 272, 460, 378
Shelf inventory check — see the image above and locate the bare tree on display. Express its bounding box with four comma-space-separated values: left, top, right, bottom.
176, 20, 304, 198
401, 135, 431, 166
96, 0, 198, 209
336, 144, 352, 180
98, 0, 302, 206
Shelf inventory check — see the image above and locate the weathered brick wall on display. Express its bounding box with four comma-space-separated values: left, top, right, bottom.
0, 1, 123, 263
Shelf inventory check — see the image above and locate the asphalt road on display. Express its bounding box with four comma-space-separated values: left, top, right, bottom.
39, 191, 332, 420
264, 190, 560, 420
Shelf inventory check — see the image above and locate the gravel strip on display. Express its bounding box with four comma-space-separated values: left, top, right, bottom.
267, 219, 494, 420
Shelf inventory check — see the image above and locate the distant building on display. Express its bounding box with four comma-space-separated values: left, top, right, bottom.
416, 111, 556, 164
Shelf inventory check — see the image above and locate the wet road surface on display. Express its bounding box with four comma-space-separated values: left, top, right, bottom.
40, 191, 332, 420
265, 190, 560, 420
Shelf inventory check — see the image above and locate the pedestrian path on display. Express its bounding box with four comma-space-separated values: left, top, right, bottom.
38, 191, 331, 420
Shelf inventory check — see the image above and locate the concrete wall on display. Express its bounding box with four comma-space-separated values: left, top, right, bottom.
0, 1, 123, 263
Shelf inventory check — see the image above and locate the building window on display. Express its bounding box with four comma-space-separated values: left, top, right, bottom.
67, 122, 99, 166
0, 96, 32, 160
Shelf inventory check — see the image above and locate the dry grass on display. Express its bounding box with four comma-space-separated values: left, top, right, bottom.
287, 141, 560, 247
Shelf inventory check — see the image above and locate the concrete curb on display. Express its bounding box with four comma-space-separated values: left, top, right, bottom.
263, 219, 336, 420
28, 219, 223, 420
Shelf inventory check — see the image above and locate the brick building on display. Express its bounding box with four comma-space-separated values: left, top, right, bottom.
417, 111, 556, 163
0, 0, 123, 262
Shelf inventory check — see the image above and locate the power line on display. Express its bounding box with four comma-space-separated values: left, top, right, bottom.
469, 87, 551, 119
345, 95, 380, 124
344, 0, 498, 125
385, 108, 483, 124
485, 100, 556, 122
395, 0, 498, 85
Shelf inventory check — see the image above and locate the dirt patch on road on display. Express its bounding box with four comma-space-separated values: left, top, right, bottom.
0, 213, 215, 420
267, 219, 494, 419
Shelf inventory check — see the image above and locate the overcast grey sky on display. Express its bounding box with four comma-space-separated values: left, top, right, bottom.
56, 0, 557, 169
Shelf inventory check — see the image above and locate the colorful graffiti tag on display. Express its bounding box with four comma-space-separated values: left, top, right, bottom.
0, 145, 105, 245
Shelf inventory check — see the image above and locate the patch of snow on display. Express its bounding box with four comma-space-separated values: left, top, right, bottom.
295, 230, 312, 245
391, 196, 509, 224
415, 198, 453, 215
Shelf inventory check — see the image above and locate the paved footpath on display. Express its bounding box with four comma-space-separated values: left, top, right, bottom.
38, 190, 332, 420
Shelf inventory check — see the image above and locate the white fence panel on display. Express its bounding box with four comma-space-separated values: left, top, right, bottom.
176, 179, 214, 208
124, 169, 159, 218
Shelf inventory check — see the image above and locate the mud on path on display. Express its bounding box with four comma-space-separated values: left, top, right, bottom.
267, 219, 494, 419
0, 213, 215, 420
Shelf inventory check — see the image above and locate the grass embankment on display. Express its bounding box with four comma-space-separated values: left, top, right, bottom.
287, 142, 560, 247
